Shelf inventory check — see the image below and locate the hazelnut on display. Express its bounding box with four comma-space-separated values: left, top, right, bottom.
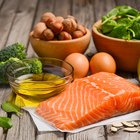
72, 30, 84, 39
33, 22, 47, 38
40, 12, 56, 27
49, 21, 63, 34
77, 24, 87, 35
62, 18, 77, 34
58, 31, 72, 40
56, 16, 64, 23
41, 12, 55, 22
67, 15, 77, 23
42, 28, 54, 41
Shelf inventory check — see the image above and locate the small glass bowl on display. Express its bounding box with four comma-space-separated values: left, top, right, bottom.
6, 57, 74, 107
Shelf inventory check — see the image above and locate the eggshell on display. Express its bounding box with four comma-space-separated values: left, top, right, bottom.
64, 53, 89, 79
89, 52, 116, 74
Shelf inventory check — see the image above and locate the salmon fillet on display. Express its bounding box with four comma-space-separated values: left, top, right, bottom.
36, 72, 140, 130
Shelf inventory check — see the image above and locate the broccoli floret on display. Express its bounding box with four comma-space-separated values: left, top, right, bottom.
23, 58, 42, 74
0, 58, 42, 84
0, 43, 26, 62
0, 58, 23, 84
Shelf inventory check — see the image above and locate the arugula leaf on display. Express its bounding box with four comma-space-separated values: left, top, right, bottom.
1, 102, 22, 116
0, 117, 12, 129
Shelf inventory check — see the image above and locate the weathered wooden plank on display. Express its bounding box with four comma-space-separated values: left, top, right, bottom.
6, 111, 36, 140
93, 0, 116, 23
71, 0, 96, 57
0, 87, 12, 140
54, 0, 71, 17
5, 0, 38, 48
0, 0, 19, 49
27, 0, 55, 58
135, 0, 140, 10
66, 127, 105, 140
115, 0, 137, 8
107, 124, 140, 140
0, 0, 4, 9
36, 132, 64, 140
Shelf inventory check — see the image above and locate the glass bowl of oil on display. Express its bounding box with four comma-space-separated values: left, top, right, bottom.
6, 57, 74, 107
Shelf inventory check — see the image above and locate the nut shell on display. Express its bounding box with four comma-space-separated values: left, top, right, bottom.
77, 24, 87, 35
58, 31, 72, 40
56, 16, 64, 23
43, 28, 54, 41
72, 30, 84, 39
49, 21, 63, 34
33, 22, 47, 38
62, 18, 77, 34
41, 12, 55, 22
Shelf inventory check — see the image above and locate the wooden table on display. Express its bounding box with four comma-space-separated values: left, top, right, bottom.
0, 0, 140, 139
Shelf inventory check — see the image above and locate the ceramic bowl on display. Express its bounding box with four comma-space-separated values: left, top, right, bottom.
92, 20, 140, 72
29, 28, 91, 60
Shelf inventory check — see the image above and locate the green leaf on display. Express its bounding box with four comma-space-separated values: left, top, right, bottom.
131, 17, 140, 39
116, 6, 139, 17
0, 117, 12, 129
102, 19, 117, 33
116, 17, 132, 26
1, 102, 22, 116
107, 25, 131, 40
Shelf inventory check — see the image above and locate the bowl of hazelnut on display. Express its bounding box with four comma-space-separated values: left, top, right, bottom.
29, 12, 91, 60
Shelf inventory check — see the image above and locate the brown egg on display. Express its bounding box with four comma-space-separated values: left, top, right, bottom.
89, 52, 116, 74
64, 53, 89, 79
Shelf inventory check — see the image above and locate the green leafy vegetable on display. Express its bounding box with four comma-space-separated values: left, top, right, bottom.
0, 43, 26, 62
0, 57, 42, 84
1, 101, 22, 116
0, 117, 12, 129
101, 5, 140, 40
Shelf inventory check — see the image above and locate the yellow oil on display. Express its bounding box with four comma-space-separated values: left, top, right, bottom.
11, 73, 66, 107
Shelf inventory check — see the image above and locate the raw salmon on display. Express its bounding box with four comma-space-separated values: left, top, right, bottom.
36, 72, 140, 130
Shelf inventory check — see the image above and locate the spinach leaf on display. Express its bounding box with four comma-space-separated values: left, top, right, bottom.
107, 25, 131, 40
1, 102, 22, 116
131, 17, 140, 39
102, 19, 117, 33
116, 6, 139, 17
101, 5, 140, 40
0, 117, 12, 129
116, 17, 132, 26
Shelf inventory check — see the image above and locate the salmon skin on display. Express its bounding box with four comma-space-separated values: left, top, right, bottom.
36, 72, 140, 131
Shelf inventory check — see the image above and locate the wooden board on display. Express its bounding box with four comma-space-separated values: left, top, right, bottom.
5, 0, 38, 47
66, 127, 105, 140
0, 0, 19, 49
26, 0, 55, 58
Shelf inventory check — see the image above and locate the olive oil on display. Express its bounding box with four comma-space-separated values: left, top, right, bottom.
12, 73, 66, 107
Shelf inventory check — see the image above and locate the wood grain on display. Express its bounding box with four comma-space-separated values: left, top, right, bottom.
0, 0, 19, 49
36, 132, 64, 140
5, 0, 38, 48
66, 127, 105, 140
0, 87, 11, 140
26, 0, 55, 58
6, 111, 36, 140
0, 0, 140, 140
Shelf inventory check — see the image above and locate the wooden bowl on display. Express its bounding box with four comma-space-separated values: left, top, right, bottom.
29, 29, 91, 60
92, 20, 140, 72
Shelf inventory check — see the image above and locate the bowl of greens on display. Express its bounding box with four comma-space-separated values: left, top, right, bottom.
92, 6, 140, 72
6, 57, 74, 107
